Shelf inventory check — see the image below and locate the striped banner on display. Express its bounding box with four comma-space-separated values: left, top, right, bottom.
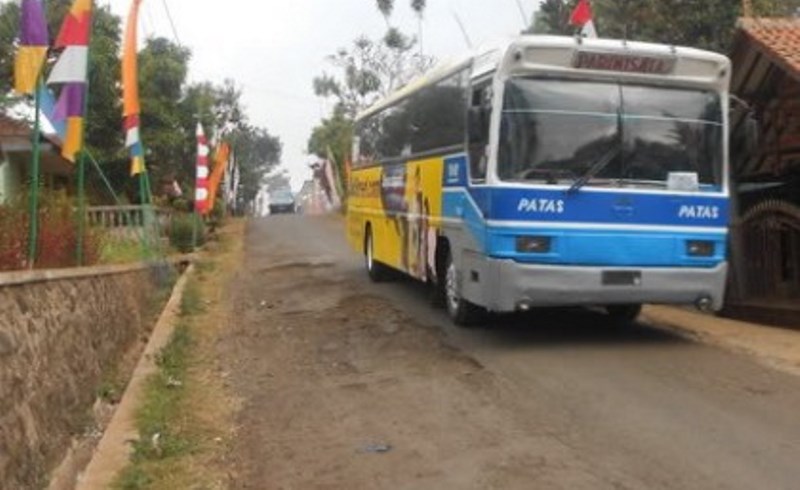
195, 123, 210, 214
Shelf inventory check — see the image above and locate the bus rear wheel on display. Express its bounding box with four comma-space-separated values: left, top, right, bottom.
444, 251, 484, 326
365, 228, 390, 282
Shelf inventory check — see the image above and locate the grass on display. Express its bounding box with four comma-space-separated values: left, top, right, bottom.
99, 236, 146, 265
112, 219, 245, 490
97, 372, 127, 405
179, 278, 205, 317
113, 278, 200, 490
114, 320, 194, 490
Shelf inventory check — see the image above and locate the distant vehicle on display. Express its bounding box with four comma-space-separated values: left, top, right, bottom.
347, 35, 731, 326
269, 189, 296, 214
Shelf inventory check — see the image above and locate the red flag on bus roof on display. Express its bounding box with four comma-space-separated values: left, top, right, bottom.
570, 0, 598, 38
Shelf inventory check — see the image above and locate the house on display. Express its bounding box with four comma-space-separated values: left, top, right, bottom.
0, 112, 72, 204
727, 18, 800, 325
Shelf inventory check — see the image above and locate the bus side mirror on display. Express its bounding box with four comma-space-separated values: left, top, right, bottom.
745, 113, 760, 154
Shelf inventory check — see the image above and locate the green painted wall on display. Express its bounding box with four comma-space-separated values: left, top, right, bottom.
0, 154, 22, 205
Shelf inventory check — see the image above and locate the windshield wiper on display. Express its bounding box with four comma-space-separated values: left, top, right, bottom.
568, 85, 625, 195
567, 145, 620, 194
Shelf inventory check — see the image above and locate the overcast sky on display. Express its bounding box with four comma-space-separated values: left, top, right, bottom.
101, 0, 542, 190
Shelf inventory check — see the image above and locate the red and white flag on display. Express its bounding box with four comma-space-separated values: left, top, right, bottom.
195, 123, 210, 215
570, 0, 598, 38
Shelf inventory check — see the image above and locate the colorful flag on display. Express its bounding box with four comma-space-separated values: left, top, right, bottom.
195, 124, 211, 215
570, 0, 597, 38
122, 0, 145, 175
37, 85, 67, 141
14, 0, 49, 94
206, 141, 231, 213
47, 0, 93, 162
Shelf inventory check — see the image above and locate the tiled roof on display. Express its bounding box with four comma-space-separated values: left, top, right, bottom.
0, 113, 30, 137
738, 17, 800, 77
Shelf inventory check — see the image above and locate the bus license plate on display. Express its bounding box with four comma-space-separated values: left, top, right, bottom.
602, 271, 642, 286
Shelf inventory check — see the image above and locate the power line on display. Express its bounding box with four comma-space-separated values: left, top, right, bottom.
514, 0, 529, 29
161, 0, 182, 46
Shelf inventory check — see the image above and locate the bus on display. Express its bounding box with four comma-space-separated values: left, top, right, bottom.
347, 35, 730, 326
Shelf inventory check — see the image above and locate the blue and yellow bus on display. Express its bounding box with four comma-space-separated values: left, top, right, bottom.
347, 35, 731, 325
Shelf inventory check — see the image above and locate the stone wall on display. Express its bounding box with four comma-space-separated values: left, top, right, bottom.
0, 263, 174, 489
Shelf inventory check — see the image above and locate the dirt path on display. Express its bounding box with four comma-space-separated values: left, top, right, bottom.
216, 215, 800, 490
221, 239, 613, 489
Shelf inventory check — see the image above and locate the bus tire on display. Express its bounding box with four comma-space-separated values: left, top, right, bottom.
428, 266, 446, 308
444, 250, 484, 326
365, 227, 390, 282
606, 304, 642, 326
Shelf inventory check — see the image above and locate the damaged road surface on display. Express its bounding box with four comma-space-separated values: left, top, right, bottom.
221, 215, 800, 489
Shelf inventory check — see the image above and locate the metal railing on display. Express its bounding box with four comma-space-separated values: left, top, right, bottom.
86, 205, 172, 240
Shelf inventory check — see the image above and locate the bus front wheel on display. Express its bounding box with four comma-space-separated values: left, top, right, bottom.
444, 251, 484, 326
365, 228, 390, 282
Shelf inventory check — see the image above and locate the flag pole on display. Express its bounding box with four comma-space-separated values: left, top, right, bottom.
27, 77, 44, 269
76, 0, 95, 266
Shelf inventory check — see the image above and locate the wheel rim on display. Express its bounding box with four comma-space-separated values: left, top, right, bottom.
366, 234, 374, 272
446, 259, 459, 314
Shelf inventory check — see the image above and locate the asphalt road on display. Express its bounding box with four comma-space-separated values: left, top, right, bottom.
226, 214, 800, 490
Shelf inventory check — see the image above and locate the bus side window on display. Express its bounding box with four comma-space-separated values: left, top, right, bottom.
468, 85, 491, 181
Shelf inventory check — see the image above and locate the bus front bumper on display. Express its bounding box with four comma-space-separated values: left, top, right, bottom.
484, 260, 728, 312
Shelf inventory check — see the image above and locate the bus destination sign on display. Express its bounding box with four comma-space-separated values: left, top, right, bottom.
573, 51, 676, 75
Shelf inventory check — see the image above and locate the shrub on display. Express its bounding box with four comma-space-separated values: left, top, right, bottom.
0, 196, 29, 270
170, 196, 190, 213
0, 190, 102, 271
100, 236, 144, 265
37, 192, 102, 268
207, 199, 225, 232
169, 213, 205, 253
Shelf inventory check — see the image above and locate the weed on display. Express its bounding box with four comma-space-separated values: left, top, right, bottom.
180, 280, 204, 317
169, 213, 206, 253
113, 322, 195, 489
100, 236, 145, 265
97, 379, 124, 405
115, 465, 151, 490
196, 259, 217, 275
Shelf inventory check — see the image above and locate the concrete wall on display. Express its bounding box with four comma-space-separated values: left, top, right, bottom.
0, 262, 174, 489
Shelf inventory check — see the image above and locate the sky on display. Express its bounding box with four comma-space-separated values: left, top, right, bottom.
101, 0, 543, 191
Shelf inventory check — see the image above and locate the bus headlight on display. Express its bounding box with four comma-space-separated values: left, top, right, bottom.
687, 240, 715, 257
516, 236, 552, 254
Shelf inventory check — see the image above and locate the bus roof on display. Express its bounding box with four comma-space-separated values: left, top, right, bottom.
356, 35, 730, 122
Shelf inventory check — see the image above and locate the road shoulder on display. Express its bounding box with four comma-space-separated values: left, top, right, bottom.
643, 306, 800, 376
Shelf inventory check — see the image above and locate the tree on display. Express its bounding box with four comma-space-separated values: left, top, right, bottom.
528, 0, 576, 35
307, 107, 353, 171
0, 2, 132, 202
84, 6, 124, 164
137, 37, 192, 190
1, 2, 281, 211
313, 30, 433, 119
309, 28, 434, 194
526, 0, 800, 53
595, 0, 800, 53
229, 124, 281, 209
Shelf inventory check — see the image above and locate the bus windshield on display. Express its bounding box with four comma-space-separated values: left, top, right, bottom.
498, 78, 723, 190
